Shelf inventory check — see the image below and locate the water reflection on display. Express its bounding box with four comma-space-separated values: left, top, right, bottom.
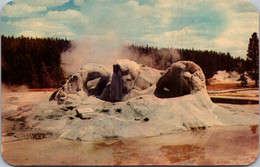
89, 126, 258, 165
2, 126, 258, 166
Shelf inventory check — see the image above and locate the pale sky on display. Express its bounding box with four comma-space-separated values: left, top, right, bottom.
1, 0, 259, 58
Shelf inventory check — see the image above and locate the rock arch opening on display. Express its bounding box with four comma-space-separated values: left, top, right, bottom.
154, 61, 206, 98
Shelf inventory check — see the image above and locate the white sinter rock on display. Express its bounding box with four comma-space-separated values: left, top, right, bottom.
51, 60, 206, 103
101, 59, 162, 101
50, 59, 163, 104
110, 59, 140, 102
49, 64, 111, 104
32, 59, 258, 140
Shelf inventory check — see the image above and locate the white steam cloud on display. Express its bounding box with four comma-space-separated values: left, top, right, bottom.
61, 33, 131, 75
125, 48, 180, 70
61, 32, 180, 76
1, 84, 29, 93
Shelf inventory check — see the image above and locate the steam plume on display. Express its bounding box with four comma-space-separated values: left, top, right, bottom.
61, 34, 180, 76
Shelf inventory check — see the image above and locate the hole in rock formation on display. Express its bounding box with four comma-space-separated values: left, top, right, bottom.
154, 61, 206, 98
85, 73, 110, 96
50, 60, 204, 104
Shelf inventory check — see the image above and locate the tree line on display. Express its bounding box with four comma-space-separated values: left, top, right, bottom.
2, 35, 70, 88
1, 33, 258, 88
128, 44, 246, 80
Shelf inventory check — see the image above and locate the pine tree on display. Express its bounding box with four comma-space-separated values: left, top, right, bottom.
238, 73, 248, 87
246, 32, 259, 87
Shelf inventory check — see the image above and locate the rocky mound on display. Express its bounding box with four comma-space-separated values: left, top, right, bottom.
50, 59, 163, 103
35, 59, 257, 141
50, 59, 206, 103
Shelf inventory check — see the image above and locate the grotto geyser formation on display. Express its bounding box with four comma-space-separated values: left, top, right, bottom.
50, 59, 206, 103
45, 59, 257, 140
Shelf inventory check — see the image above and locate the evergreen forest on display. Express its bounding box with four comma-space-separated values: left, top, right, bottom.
1, 35, 246, 88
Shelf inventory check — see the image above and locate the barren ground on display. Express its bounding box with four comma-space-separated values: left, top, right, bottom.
1, 84, 259, 166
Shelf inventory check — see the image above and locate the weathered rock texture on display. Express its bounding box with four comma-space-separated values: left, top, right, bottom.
6, 60, 257, 141
154, 61, 206, 98
50, 60, 206, 103
51, 59, 162, 103
110, 59, 140, 102
49, 64, 111, 104
101, 59, 162, 102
